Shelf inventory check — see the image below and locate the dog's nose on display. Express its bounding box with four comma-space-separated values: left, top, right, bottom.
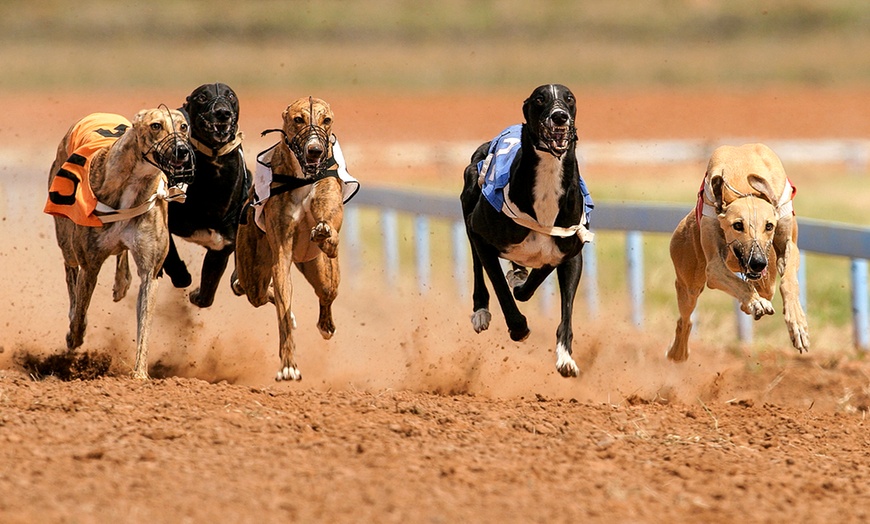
550, 110, 569, 126
748, 253, 767, 274
306, 142, 324, 157
214, 108, 233, 123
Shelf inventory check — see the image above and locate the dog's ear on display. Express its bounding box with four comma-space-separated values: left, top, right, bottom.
522, 96, 532, 124
747, 173, 778, 206
709, 171, 726, 214
132, 109, 149, 127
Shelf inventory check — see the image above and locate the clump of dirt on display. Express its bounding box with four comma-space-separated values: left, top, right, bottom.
15, 349, 112, 381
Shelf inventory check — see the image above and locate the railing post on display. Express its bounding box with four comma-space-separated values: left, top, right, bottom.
451, 221, 468, 299
626, 231, 644, 327
583, 241, 599, 318
736, 301, 753, 345
851, 258, 869, 350
414, 215, 430, 293
381, 209, 399, 286
343, 205, 361, 278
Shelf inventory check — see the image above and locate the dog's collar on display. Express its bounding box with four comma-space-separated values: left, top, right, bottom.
189, 131, 244, 159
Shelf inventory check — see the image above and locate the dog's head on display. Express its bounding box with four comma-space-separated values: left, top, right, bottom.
281, 96, 334, 175
183, 82, 240, 148
522, 84, 577, 158
133, 107, 195, 187
710, 172, 780, 280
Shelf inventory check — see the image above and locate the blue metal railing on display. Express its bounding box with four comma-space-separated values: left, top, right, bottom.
345, 186, 870, 350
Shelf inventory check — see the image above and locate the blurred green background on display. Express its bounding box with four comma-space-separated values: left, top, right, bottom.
3, 0, 869, 90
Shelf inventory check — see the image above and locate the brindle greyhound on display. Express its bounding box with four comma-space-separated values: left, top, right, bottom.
46, 108, 193, 379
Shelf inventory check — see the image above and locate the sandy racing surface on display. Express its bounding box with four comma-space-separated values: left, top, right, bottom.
1, 87, 870, 522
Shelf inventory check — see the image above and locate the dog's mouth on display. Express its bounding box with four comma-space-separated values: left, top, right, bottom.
146, 134, 196, 187
731, 242, 769, 281
537, 122, 576, 157
197, 113, 238, 146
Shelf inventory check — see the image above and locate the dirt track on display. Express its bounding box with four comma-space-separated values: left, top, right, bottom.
2, 87, 870, 522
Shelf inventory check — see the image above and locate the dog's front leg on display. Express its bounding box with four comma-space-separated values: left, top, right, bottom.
309, 178, 343, 259
296, 256, 339, 339
189, 246, 233, 308
161, 235, 192, 288
469, 233, 529, 341
265, 218, 302, 381
700, 219, 774, 319
554, 255, 582, 377
132, 269, 159, 380
775, 220, 810, 352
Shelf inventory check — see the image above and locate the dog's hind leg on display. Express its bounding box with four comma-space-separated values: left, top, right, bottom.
469, 234, 529, 341
554, 255, 583, 377
161, 236, 192, 288
667, 219, 707, 362
295, 255, 339, 339
113, 252, 131, 302
189, 246, 233, 308
467, 231, 492, 333
234, 216, 274, 307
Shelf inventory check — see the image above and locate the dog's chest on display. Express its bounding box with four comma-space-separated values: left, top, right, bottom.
501, 154, 567, 268
501, 233, 565, 268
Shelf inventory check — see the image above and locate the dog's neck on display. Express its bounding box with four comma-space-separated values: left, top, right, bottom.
507, 126, 573, 224
90, 131, 164, 210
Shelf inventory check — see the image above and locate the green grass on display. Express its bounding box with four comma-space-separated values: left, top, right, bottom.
3, 0, 870, 91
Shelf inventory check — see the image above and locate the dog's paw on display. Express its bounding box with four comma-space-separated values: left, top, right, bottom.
276, 366, 302, 381
189, 288, 215, 308
169, 269, 193, 289
784, 304, 810, 353
230, 273, 245, 296
555, 343, 579, 378
471, 309, 491, 333
509, 322, 530, 342
311, 221, 338, 258
742, 297, 775, 320
666, 343, 689, 363
505, 266, 529, 290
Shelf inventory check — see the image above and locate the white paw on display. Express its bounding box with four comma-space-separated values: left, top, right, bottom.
471, 309, 491, 333
291, 311, 297, 330
505, 266, 529, 290
276, 366, 302, 381
745, 297, 775, 320
555, 342, 579, 378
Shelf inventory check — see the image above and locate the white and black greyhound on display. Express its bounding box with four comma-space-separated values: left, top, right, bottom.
460, 84, 594, 377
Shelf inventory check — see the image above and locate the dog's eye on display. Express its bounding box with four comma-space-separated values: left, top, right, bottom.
323, 117, 332, 125
732, 222, 744, 232
150, 122, 162, 131
180, 123, 188, 132
534, 96, 545, 106
293, 116, 305, 124
226, 92, 236, 101
765, 222, 774, 231
195, 93, 208, 103
566, 95, 575, 106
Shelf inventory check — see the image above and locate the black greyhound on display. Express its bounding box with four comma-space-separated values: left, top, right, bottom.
161, 82, 251, 307
460, 84, 594, 377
